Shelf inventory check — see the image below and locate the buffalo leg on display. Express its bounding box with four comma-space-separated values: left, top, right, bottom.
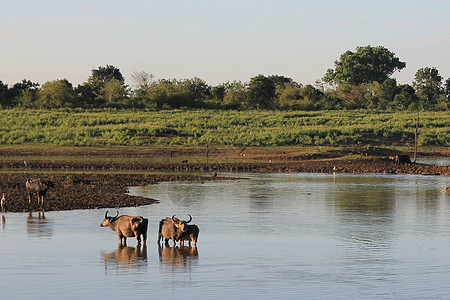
28, 193, 32, 203
118, 233, 126, 246
142, 232, 147, 243
135, 231, 141, 245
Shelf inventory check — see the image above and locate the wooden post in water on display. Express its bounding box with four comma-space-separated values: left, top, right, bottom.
414, 110, 419, 163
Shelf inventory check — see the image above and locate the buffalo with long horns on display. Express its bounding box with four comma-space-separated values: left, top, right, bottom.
158, 215, 192, 247
100, 211, 148, 246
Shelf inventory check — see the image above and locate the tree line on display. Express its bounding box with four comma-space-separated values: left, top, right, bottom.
1, 46, 449, 111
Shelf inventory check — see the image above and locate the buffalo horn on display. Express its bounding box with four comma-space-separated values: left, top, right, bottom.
172, 215, 177, 222
105, 211, 109, 219
186, 214, 192, 223
114, 211, 119, 218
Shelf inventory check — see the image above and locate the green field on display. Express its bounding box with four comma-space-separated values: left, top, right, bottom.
0, 109, 448, 148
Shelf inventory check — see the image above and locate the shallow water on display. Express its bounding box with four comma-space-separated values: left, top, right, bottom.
1, 172, 450, 299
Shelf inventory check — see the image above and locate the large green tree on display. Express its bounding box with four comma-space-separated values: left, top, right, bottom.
323, 45, 406, 85
102, 78, 128, 104
86, 65, 126, 105
222, 81, 247, 109
412, 67, 444, 108
247, 75, 277, 109
36, 79, 76, 108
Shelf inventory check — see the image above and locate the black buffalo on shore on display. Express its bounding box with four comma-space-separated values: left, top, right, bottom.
390, 154, 413, 165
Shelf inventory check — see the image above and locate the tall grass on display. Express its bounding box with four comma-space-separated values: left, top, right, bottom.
0, 109, 448, 147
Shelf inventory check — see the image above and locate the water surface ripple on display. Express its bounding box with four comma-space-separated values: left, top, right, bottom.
1, 172, 450, 299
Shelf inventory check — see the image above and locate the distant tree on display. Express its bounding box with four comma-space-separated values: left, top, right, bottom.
323, 45, 406, 85
181, 77, 211, 101
412, 67, 444, 109
88, 65, 124, 86
145, 79, 194, 108
278, 83, 302, 109
298, 84, 325, 110
0, 81, 9, 107
210, 85, 226, 101
267, 75, 293, 88
75, 83, 96, 107
444, 77, 450, 101
222, 81, 247, 109
16, 89, 37, 108
365, 78, 397, 109
335, 83, 366, 109
12, 80, 40, 108
36, 79, 76, 108
393, 84, 418, 110
102, 78, 128, 104
247, 75, 277, 109
87, 65, 125, 105
131, 70, 155, 93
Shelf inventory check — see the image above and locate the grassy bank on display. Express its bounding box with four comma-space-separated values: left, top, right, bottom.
0, 109, 448, 148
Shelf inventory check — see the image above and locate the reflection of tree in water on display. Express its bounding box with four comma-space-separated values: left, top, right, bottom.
327, 177, 397, 255
249, 182, 275, 211
26, 210, 54, 238
412, 182, 442, 213
103, 243, 148, 272
166, 183, 206, 208
158, 244, 199, 272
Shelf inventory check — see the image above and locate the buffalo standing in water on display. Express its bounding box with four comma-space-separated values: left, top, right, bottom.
178, 224, 200, 247
158, 215, 192, 246
100, 211, 148, 246
26, 179, 55, 204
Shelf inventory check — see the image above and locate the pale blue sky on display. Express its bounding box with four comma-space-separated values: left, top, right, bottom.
1, 0, 449, 87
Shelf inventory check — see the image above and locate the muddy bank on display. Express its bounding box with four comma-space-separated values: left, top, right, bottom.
0, 147, 448, 212
0, 173, 221, 213
2, 157, 449, 175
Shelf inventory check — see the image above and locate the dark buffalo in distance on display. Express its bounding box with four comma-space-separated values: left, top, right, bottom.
158, 215, 192, 247
100, 211, 148, 246
179, 224, 200, 247
390, 154, 412, 165
26, 179, 55, 204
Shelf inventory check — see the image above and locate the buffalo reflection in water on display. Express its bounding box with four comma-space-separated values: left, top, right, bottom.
26, 210, 54, 238
103, 243, 148, 271
1, 215, 5, 234
158, 244, 198, 272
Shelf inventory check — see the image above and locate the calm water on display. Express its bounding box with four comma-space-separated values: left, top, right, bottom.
1, 172, 450, 299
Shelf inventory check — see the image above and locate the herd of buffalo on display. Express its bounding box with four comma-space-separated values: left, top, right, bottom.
22, 178, 199, 248
100, 211, 199, 247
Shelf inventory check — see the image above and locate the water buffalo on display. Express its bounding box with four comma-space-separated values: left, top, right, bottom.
158, 214, 192, 246
390, 154, 412, 165
100, 211, 148, 246
178, 224, 200, 247
1, 192, 6, 212
26, 179, 55, 204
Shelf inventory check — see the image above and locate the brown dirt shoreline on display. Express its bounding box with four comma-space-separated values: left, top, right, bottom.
1, 147, 449, 213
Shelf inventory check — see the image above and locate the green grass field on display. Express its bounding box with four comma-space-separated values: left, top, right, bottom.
0, 109, 448, 148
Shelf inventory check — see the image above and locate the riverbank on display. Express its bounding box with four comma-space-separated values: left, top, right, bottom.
0, 147, 449, 212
